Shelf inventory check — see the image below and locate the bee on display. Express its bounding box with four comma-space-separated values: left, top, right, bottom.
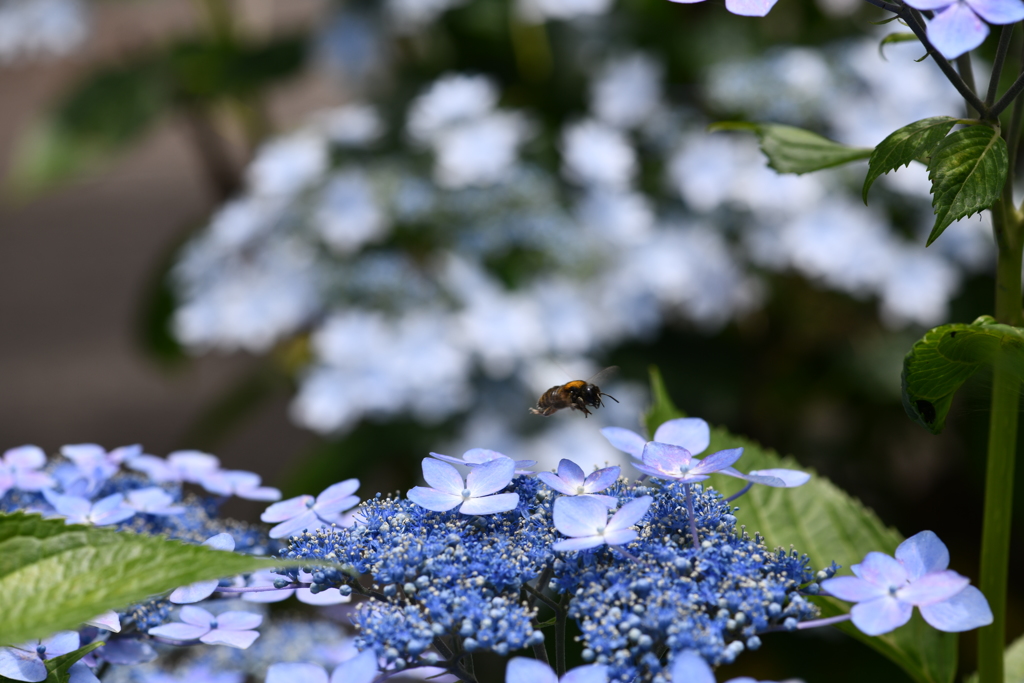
529, 366, 620, 418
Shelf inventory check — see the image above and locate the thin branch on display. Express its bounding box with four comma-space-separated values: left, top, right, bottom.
1007, 32, 1024, 195
957, 53, 979, 117
992, 68, 1024, 118
988, 25, 1015, 107
555, 594, 568, 677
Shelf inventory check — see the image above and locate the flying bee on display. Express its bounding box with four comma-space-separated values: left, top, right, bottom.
529, 366, 620, 418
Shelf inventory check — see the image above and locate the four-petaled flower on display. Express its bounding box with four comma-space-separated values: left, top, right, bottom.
552, 494, 652, 551
149, 606, 262, 649
260, 478, 360, 539
904, 0, 1024, 59
821, 530, 993, 635
42, 490, 136, 526
408, 457, 520, 514
505, 656, 608, 683
200, 470, 281, 502
632, 442, 747, 484
266, 651, 378, 683
0, 446, 55, 497
0, 631, 99, 683
537, 459, 619, 506
429, 448, 536, 475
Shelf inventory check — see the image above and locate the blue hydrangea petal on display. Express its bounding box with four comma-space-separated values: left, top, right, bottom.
606, 496, 652, 533
690, 448, 744, 476
90, 494, 136, 526
215, 611, 263, 631
820, 576, 886, 602
904, 0, 955, 9
179, 605, 216, 627
669, 651, 716, 683
427, 452, 466, 466
148, 622, 210, 640
553, 536, 606, 552
459, 492, 519, 515
95, 638, 156, 665
261, 495, 314, 523
465, 458, 515, 497
200, 629, 259, 649
561, 663, 609, 683
537, 472, 576, 496
85, 610, 120, 632
170, 579, 219, 604
850, 596, 913, 635
927, 2, 989, 59
407, 486, 462, 511
895, 531, 949, 581
641, 442, 691, 471
505, 657, 559, 683
583, 466, 620, 493
66, 661, 100, 683
918, 585, 993, 631
581, 494, 618, 507
329, 650, 379, 683
718, 467, 786, 487
421, 459, 464, 496
41, 632, 79, 657
462, 448, 510, 464
45, 492, 90, 520
898, 571, 969, 605
12, 469, 55, 492
557, 459, 587, 487
269, 510, 320, 539
747, 468, 810, 487
600, 427, 646, 459
856, 551, 909, 588
724, 0, 779, 14
554, 496, 607, 537
316, 479, 361, 510
602, 528, 638, 546
966, 0, 1024, 23
0, 647, 46, 683
267, 662, 329, 683
4, 445, 46, 470
653, 418, 710, 455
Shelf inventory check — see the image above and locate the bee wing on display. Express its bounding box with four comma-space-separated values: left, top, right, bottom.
586, 366, 620, 386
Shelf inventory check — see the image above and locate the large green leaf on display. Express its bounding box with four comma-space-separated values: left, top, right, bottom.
710, 122, 873, 174
0, 512, 301, 645
925, 125, 1008, 246
965, 632, 1024, 683
644, 370, 957, 683
901, 315, 1024, 434
862, 116, 958, 203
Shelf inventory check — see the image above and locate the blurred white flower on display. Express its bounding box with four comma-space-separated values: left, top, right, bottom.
433, 112, 531, 188
246, 134, 329, 198
313, 171, 389, 255
407, 74, 500, 145
310, 104, 384, 146
561, 119, 637, 188
576, 189, 654, 245
591, 53, 663, 129
879, 248, 960, 328
517, 0, 615, 21
0, 0, 87, 63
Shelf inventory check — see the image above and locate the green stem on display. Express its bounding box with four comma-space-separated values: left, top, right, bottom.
978, 188, 1023, 683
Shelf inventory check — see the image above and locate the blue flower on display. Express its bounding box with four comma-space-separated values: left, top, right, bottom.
670, 650, 781, 683
266, 651, 378, 683
905, 0, 1024, 58
148, 606, 262, 649
0, 631, 99, 683
505, 657, 607, 683
407, 457, 519, 514
429, 448, 536, 474
552, 495, 652, 551
537, 459, 619, 506
261, 478, 360, 538
0, 446, 55, 497
821, 531, 992, 635
42, 490, 136, 526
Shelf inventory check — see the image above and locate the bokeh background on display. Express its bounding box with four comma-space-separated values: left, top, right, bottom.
0, 0, 1020, 680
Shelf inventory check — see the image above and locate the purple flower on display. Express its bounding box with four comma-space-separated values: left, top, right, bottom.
429, 448, 536, 474
667, 0, 779, 17
260, 478, 360, 539
266, 650, 379, 683
905, 0, 1024, 58
820, 531, 992, 635
537, 459, 619, 506
148, 605, 262, 649
128, 450, 221, 485
505, 657, 608, 683
0, 631, 99, 683
42, 490, 136, 526
170, 533, 236, 604
0, 446, 55, 497
200, 470, 281, 502
552, 495, 652, 551
125, 487, 185, 516
669, 650, 780, 683
632, 442, 746, 484
407, 457, 520, 515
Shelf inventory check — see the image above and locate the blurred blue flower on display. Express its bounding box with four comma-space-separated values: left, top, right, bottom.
266, 650, 379, 683
0, 445, 54, 497
42, 490, 135, 526
200, 470, 281, 502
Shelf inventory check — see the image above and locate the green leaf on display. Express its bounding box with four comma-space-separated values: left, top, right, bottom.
926, 125, 1008, 246
862, 116, 958, 203
901, 315, 1024, 434
44, 642, 103, 683
965, 632, 1024, 683
170, 36, 306, 100
0, 511, 305, 645
642, 365, 686, 437
878, 32, 919, 59
709, 122, 873, 175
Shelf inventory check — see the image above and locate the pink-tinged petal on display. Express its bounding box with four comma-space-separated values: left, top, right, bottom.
261, 496, 313, 523
606, 496, 653, 533
718, 467, 786, 487
459, 492, 519, 515
465, 457, 515, 497
170, 579, 218, 604
462, 448, 509, 464
268, 663, 329, 683
427, 452, 467, 466
67, 661, 99, 683
669, 651, 717, 683
505, 657, 559, 683
966, 0, 1024, 23
148, 623, 210, 640
856, 552, 910, 589
561, 663, 609, 683
107, 444, 142, 465
269, 510, 321, 539
895, 531, 949, 580
850, 596, 913, 635
747, 468, 810, 487
60, 444, 106, 465
421, 459, 464, 496
329, 650, 379, 683
556, 459, 587, 487
653, 418, 710, 455
203, 533, 235, 552
725, 0, 779, 14
14, 470, 55, 492
200, 629, 259, 649
919, 585, 993, 631
537, 472, 576, 495
4, 446, 46, 470
214, 611, 263, 631
583, 466, 620, 493
85, 610, 120, 632
898, 571, 969, 606
297, 587, 351, 605
581, 494, 619, 507
407, 487, 463, 512
552, 536, 607, 551
642, 442, 692, 472
603, 528, 638, 546
179, 605, 215, 627
554, 495, 607, 537
927, 2, 989, 59
690, 447, 744, 475
601, 427, 646, 458
0, 647, 47, 682
820, 576, 887, 602
237, 485, 281, 502
905, 0, 955, 9
315, 479, 360, 508
42, 632, 79, 657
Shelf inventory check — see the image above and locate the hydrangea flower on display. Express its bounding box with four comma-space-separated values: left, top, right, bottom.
537, 459, 619, 506
60, 444, 140, 484
0, 446, 55, 497
169, 533, 235, 604
266, 651, 378, 683
821, 531, 993, 635
904, 0, 1024, 59
200, 470, 281, 502
505, 657, 607, 683
429, 448, 536, 473
667, 0, 779, 17
552, 494, 652, 551
128, 450, 221, 485
42, 490, 135, 526
125, 487, 186, 516
407, 457, 519, 514
632, 442, 748, 484
261, 478, 360, 538
0, 631, 99, 683
148, 606, 262, 649
670, 650, 780, 683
